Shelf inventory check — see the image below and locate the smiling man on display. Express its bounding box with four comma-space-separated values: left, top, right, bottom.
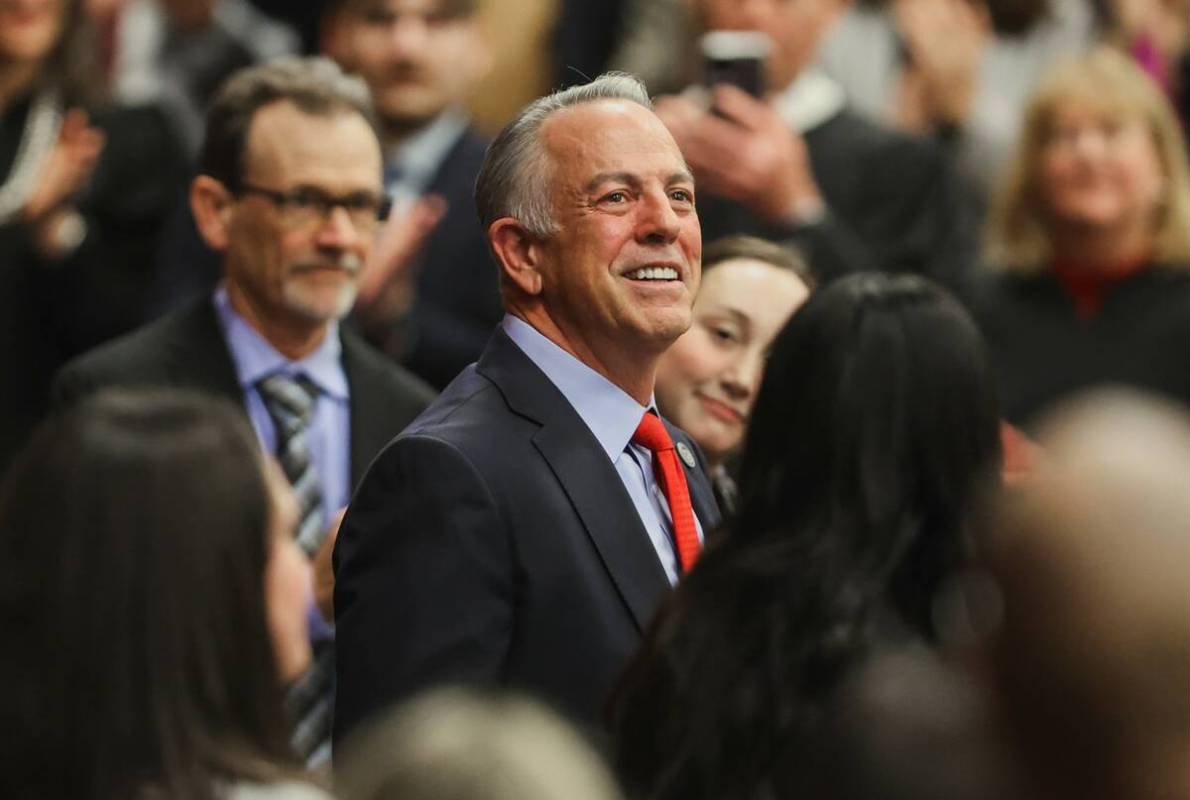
334, 73, 722, 741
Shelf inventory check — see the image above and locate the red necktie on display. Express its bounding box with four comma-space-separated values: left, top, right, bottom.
632, 412, 701, 573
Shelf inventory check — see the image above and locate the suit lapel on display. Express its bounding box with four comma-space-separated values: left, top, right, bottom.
341, 331, 388, 486
165, 299, 244, 405
478, 330, 671, 632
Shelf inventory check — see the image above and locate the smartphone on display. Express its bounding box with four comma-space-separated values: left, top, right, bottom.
700, 30, 772, 98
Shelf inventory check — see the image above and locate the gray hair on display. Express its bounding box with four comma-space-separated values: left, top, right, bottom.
475, 72, 653, 238
198, 56, 377, 189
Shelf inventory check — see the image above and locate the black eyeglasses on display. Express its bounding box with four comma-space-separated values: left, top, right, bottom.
235, 183, 392, 232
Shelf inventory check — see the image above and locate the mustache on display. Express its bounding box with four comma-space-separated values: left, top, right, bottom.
290, 252, 363, 276
381, 61, 427, 83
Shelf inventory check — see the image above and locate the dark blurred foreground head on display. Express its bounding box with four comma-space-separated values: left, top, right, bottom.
0, 390, 311, 800
613, 273, 1002, 800
986, 390, 1190, 800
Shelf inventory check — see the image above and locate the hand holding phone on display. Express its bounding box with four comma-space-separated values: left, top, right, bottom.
701, 30, 773, 98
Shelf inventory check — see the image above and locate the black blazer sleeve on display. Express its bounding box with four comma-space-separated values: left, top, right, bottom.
333, 433, 514, 743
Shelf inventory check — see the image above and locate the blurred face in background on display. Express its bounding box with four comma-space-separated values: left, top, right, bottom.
0, 0, 66, 64
216, 101, 383, 329
324, 0, 490, 135
263, 462, 313, 684
695, 0, 843, 92
1038, 102, 1166, 241
655, 257, 810, 467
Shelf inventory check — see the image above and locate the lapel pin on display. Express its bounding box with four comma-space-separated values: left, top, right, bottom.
676, 441, 697, 469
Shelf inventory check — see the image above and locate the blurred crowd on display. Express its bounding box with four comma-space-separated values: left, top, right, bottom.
5, 0, 1190, 798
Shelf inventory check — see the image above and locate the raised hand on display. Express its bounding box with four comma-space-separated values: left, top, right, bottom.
893, 0, 991, 129
656, 85, 823, 225
354, 193, 447, 328
22, 107, 105, 224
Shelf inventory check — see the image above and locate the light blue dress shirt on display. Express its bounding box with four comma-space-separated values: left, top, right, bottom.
213, 286, 352, 527
502, 315, 703, 586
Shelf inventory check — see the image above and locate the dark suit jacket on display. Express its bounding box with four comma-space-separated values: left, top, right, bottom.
699, 109, 980, 293
402, 128, 504, 389
333, 328, 721, 741
52, 297, 435, 485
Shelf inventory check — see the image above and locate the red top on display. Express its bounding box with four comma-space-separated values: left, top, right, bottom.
1051, 257, 1151, 321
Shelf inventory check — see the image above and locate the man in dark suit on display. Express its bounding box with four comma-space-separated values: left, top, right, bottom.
323, 0, 501, 389
54, 58, 434, 767
654, 0, 980, 292
334, 73, 721, 743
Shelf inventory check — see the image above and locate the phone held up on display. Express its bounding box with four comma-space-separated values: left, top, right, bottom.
701, 30, 772, 99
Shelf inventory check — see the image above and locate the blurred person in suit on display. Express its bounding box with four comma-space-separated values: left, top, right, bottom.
975, 47, 1190, 427
654, 235, 814, 514
54, 57, 435, 767
322, 0, 502, 389
653, 0, 981, 291
0, 389, 331, 800
612, 273, 1002, 800
334, 73, 720, 743
0, 0, 186, 475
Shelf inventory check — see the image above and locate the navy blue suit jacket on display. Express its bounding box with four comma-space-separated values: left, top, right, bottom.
333, 328, 721, 741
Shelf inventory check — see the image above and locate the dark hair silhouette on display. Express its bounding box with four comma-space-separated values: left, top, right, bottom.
612, 273, 1002, 800
0, 390, 301, 800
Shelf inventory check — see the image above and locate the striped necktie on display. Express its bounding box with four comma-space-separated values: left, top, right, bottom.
258, 373, 326, 556
258, 372, 333, 767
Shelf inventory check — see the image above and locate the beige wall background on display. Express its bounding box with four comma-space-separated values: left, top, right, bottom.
466, 0, 560, 134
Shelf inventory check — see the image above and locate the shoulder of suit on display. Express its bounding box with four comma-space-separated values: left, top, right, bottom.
60, 300, 209, 380
340, 327, 436, 404
809, 109, 947, 173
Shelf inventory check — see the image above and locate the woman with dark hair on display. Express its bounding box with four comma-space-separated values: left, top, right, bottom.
611, 273, 1002, 800
654, 235, 814, 514
0, 389, 329, 800
0, 0, 186, 474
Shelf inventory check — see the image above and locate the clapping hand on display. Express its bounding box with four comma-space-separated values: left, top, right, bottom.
355, 194, 447, 329
655, 84, 823, 225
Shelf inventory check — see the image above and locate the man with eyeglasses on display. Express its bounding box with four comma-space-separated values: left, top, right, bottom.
52, 57, 435, 768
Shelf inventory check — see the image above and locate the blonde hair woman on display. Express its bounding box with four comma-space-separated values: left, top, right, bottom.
976, 46, 1190, 426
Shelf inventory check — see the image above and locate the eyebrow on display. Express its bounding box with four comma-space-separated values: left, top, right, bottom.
584, 170, 696, 193
703, 306, 751, 329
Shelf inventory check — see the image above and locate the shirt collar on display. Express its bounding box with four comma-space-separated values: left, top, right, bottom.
501, 315, 652, 461
213, 285, 349, 399
384, 109, 469, 196
771, 67, 847, 133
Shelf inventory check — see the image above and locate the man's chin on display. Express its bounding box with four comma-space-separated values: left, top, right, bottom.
282, 285, 358, 325
377, 94, 448, 133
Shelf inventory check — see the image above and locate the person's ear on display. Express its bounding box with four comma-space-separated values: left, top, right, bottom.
489, 218, 544, 296
190, 175, 235, 252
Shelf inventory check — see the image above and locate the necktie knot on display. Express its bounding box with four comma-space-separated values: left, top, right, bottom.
258, 373, 320, 425
632, 411, 674, 454
256, 372, 325, 557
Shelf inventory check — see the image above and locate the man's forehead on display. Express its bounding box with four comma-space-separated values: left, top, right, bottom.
245, 103, 381, 182
543, 102, 687, 174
